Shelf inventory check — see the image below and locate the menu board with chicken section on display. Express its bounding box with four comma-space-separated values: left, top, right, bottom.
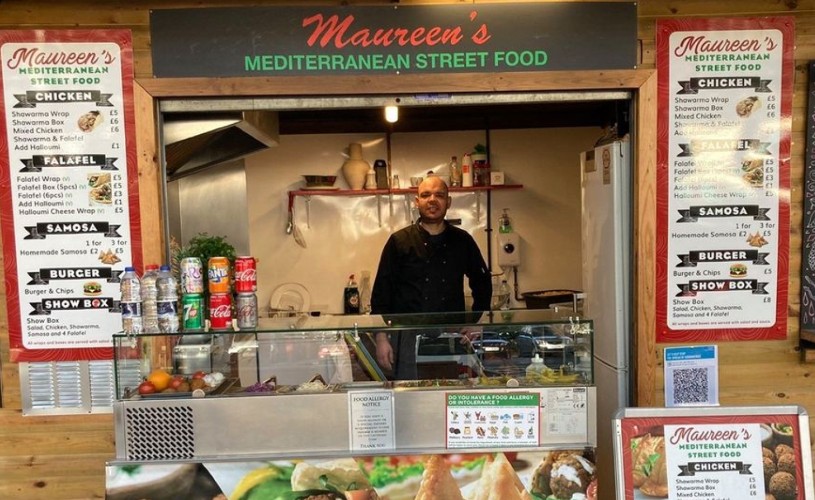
0, 30, 141, 361
615, 408, 812, 500
655, 18, 793, 342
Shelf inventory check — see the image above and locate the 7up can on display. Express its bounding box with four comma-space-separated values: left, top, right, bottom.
182, 294, 204, 331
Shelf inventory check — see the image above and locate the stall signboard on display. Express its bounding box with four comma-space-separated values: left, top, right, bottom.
149, 3, 637, 78
655, 18, 794, 342
0, 30, 141, 362
614, 406, 813, 500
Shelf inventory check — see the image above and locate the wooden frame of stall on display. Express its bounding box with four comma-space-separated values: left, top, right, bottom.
132, 70, 659, 406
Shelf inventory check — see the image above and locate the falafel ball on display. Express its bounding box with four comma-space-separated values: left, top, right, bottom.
763, 457, 777, 484
766, 495, 776, 500
549, 455, 596, 500
768, 471, 796, 500
775, 444, 794, 458
776, 452, 796, 475
763, 447, 776, 462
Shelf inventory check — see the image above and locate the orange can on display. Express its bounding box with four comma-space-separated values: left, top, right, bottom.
207, 256, 231, 294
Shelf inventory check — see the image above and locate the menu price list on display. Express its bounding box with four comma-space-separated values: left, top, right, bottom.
1, 40, 133, 349
666, 28, 785, 331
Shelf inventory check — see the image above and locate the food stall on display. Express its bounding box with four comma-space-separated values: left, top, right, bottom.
107, 309, 598, 499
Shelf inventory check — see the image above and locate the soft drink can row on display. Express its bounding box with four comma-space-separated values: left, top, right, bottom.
209, 293, 232, 330
234, 256, 257, 293
180, 257, 204, 294
182, 293, 204, 331
208, 257, 230, 294
236, 292, 258, 330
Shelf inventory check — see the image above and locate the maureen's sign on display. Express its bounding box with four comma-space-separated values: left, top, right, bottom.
150, 3, 637, 78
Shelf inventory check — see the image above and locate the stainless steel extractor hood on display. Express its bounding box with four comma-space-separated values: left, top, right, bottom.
163, 110, 279, 180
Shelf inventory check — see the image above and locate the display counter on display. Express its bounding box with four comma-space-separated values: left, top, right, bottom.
108, 309, 597, 498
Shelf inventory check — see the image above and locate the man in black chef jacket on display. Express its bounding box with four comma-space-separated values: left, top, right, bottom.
371, 176, 492, 379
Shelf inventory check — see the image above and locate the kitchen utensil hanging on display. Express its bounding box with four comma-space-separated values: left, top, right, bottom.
286, 193, 307, 248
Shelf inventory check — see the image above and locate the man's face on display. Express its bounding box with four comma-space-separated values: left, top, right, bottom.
415, 177, 450, 223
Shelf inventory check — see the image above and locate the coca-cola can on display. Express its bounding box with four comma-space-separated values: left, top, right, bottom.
208, 257, 231, 294
180, 257, 204, 294
208, 293, 232, 330
234, 256, 257, 293
236, 293, 258, 330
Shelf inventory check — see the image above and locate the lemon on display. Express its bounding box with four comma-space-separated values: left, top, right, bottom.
231, 466, 283, 500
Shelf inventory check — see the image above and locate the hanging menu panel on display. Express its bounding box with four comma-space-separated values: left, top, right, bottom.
655, 18, 793, 342
0, 30, 141, 361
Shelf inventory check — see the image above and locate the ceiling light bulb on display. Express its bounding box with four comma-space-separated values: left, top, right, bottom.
385, 105, 399, 123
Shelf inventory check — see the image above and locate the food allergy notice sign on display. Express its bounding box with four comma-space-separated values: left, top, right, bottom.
0, 30, 141, 362
655, 18, 793, 342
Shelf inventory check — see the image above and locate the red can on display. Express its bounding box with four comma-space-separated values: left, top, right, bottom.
234, 256, 257, 293
208, 293, 232, 330
208, 256, 231, 294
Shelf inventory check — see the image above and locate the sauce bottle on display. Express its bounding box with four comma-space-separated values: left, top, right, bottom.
344, 274, 360, 314
461, 153, 473, 187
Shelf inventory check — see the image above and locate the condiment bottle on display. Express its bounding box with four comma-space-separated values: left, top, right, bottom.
449, 155, 461, 186
499, 208, 513, 234
461, 153, 473, 187
526, 354, 546, 380
344, 275, 360, 314
365, 166, 377, 190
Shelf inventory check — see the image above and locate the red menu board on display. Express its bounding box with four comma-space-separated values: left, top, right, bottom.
614, 407, 813, 500
655, 18, 793, 342
0, 30, 141, 362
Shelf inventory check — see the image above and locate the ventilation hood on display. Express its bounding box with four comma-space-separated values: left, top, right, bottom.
163, 110, 279, 180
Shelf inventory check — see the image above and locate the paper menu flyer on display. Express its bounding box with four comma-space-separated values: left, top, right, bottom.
0, 31, 139, 359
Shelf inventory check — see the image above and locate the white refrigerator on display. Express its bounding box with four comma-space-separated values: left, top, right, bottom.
580, 139, 632, 496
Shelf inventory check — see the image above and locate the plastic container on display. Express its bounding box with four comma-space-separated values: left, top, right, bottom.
141, 264, 160, 333
525, 354, 547, 379
359, 270, 372, 314
156, 265, 180, 333
120, 266, 142, 334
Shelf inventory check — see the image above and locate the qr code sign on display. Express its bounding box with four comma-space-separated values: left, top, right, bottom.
672, 367, 709, 404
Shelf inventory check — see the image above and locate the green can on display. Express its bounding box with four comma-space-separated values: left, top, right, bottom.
182, 293, 204, 331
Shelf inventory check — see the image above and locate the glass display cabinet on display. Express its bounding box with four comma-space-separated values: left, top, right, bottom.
111, 309, 595, 463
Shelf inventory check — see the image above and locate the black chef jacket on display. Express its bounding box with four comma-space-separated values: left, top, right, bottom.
370, 221, 492, 380
371, 221, 492, 314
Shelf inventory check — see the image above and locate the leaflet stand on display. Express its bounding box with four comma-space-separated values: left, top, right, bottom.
613, 406, 813, 499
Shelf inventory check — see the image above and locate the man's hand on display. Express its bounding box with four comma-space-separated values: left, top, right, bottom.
375, 332, 394, 371
459, 326, 483, 346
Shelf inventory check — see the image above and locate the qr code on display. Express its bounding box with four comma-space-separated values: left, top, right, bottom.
672, 367, 709, 404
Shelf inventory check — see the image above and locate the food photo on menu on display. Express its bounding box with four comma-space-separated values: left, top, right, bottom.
160, 450, 599, 500
627, 422, 800, 500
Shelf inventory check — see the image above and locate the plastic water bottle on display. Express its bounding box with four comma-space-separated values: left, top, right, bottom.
498, 279, 511, 310
156, 265, 179, 333
120, 266, 143, 334
449, 156, 461, 186
140, 264, 160, 333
